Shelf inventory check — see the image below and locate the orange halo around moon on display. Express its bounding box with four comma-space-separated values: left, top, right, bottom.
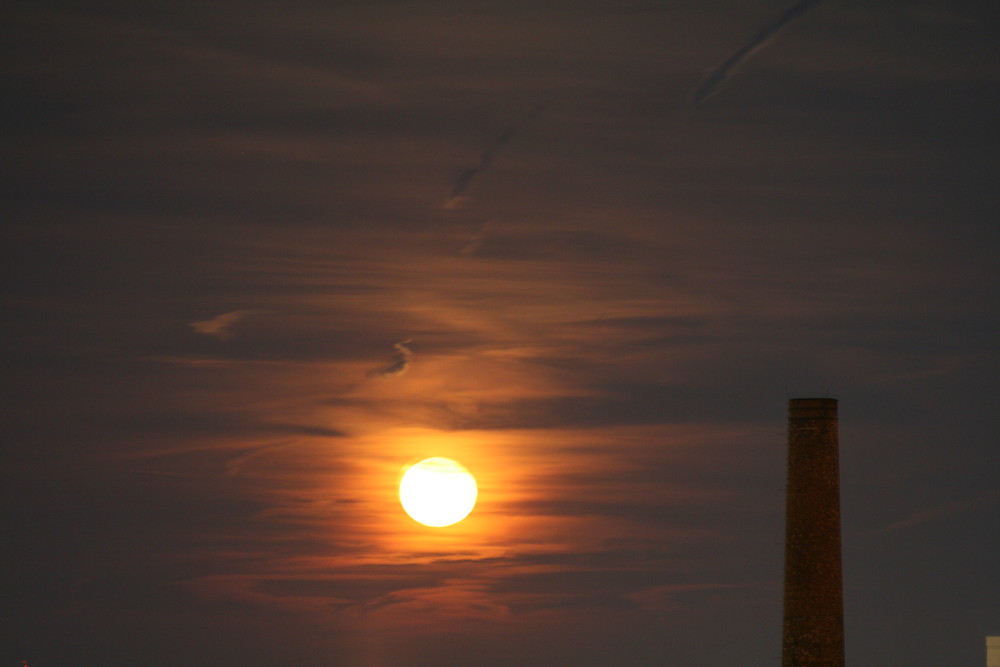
399, 457, 478, 527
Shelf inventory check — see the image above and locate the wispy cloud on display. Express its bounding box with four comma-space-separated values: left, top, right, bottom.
444, 127, 514, 209
879, 489, 1000, 533
190, 309, 256, 340
626, 581, 774, 612
368, 340, 413, 378
459, 221, 491, 256
690, 0, 825, 106
444, 106, 543, 209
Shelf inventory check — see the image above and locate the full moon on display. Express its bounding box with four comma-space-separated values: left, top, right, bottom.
398, 457, 478, 527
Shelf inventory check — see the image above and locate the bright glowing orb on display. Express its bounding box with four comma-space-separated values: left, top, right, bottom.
399, 457, 477, 527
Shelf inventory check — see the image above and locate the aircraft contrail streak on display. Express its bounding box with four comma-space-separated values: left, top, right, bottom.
444, 104, 544, 208
691, 0, 825, 106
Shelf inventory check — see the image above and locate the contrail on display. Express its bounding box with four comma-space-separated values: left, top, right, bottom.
444, 105, 544, 209
691, 0, 825, 106
444, 125, 515, 209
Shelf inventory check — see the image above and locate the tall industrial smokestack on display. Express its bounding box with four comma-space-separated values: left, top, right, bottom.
783, 398, 844, 667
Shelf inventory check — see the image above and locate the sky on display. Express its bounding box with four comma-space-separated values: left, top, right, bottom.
3, 0, 999, 665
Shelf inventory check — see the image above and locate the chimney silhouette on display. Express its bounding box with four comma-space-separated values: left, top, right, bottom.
783, 398, 844, 667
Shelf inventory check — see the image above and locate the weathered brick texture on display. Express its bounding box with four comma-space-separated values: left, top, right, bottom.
783, 398, 844, 667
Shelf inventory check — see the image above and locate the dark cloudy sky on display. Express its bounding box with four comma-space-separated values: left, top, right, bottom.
3, 1, 999, 665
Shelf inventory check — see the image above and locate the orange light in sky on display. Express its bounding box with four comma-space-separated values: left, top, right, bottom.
399, 457, 478, 527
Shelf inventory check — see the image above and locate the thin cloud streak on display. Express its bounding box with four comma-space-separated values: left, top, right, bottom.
878, 489, 1000, 533
368, 340, 414, 378
191, 310, 255, 340
444, 126, 514, 209
691, 0, 825, 106
459, 221, 491, 256
444, 106, 543, 209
